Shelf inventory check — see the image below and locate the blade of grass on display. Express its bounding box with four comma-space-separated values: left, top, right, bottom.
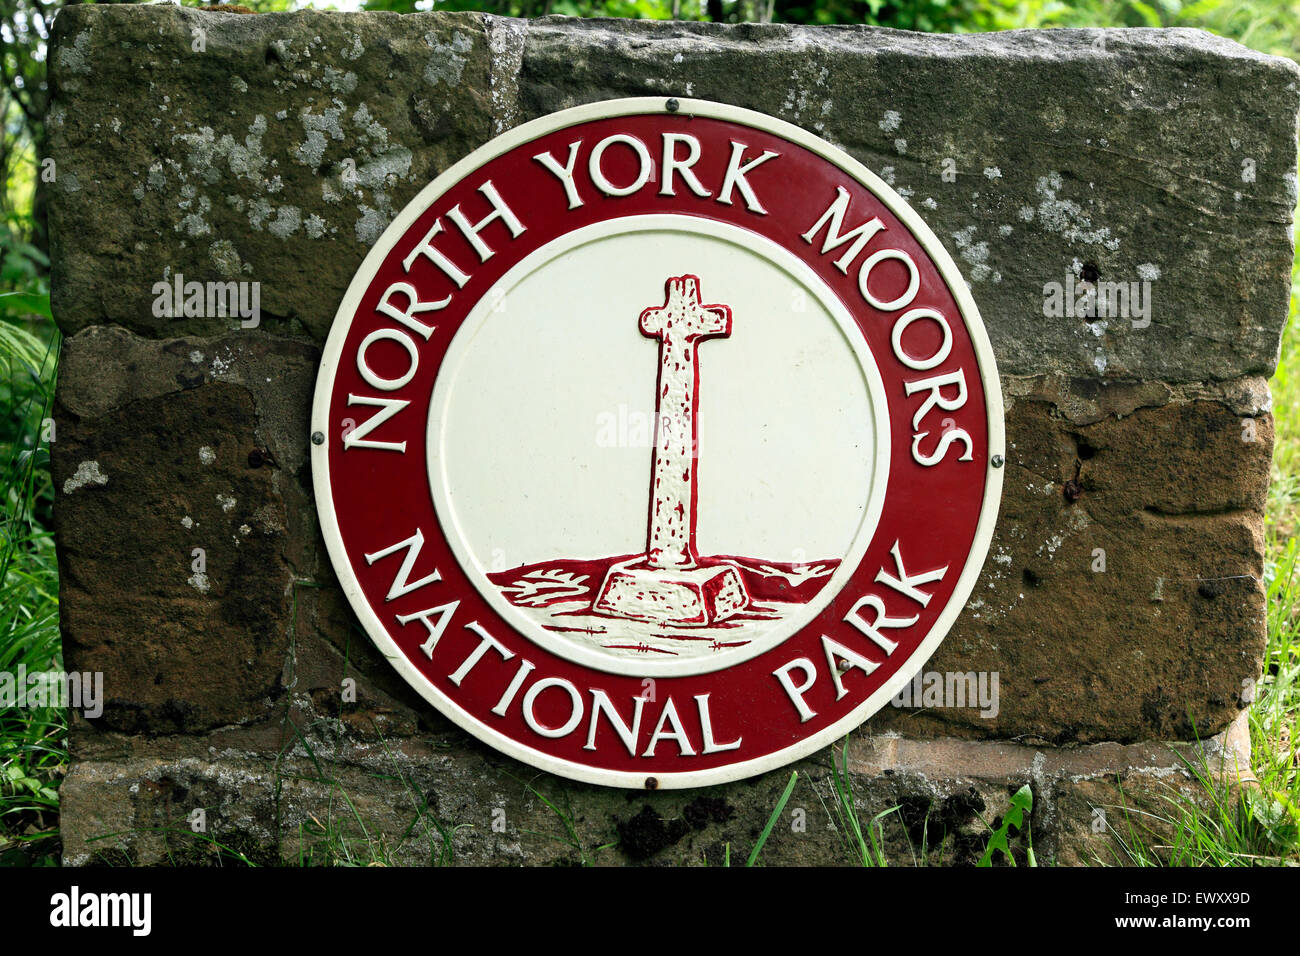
746, 770, 798, 866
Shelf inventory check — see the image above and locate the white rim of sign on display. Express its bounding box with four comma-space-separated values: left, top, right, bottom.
311, 97, 1006, 789
426, 214, 893, 678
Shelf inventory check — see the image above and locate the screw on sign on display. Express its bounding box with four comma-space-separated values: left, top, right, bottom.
311, 98, 1005, 788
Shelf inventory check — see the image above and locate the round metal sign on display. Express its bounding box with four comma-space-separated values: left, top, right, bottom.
312, 97, 1004, 788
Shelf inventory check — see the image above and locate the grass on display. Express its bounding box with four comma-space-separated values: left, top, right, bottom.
1088, 253, 1300, 867
825, 740, 897, 866
513, 773, 621, 866
0, 310, 60, 867
746, 770, 799, 866
1093, 718, 1300, 866
1144, 245, 1300, 866
281, 719, 471, 867
798, 739, 1031, 867
1224, 223, 1300, 865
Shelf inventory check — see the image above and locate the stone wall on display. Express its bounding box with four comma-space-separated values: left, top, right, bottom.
47, 6, 1298, 865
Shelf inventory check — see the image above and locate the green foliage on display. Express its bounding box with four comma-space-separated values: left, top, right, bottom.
977, 783, 1034, 866
1094, 734, 1300, 866
1245, 788, 1300, 851
363, 0, 680, 17
515, 774, 619, 865
746, 769, 798, 865
354, 0, 1300, 53
826, 741, 896, 865
282, 719, 470, 866
0, 289, 59, 865
1, 222, 49, 329
83, 826, 261, 867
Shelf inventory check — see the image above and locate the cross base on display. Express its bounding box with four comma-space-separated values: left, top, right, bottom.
592, 559, 750, 627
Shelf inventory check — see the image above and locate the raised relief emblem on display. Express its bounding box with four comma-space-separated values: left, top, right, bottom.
313, 98, 1004, 787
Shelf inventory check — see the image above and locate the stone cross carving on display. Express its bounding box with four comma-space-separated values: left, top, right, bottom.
639, 275, 732, 570
593, 275, 750, 627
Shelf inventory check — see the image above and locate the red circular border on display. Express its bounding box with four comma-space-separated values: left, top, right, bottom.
320, 109, 993, 780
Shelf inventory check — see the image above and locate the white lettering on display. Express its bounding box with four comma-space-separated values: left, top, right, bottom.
717, 141, 779, 214
859, 248, 919, 312
913, 427, 974, 466
891, 308, 952, 371
875, 540, 948, 607
534, 140, 584, 209
343, 394, 410, 452
822, 635, 880, 699
904, 368, 967, 431
842, 593, 917, 655
403, 219, 470, 288
396, 601, 461, 659
375, 281, 448, 340
695, 693, 741, 753
522, 677, 583, 738
445, 180, 527, 263
492, 658, 536, 716
643, 697, 695, 756
589, 134, 653, 197
364, 528, 441, 601
357, 328, 418, 392
773, 658, 818, 722
660, 133, 712, 198
584, 689, 646, 756
449, 621, 514, 686
801, 186, 887, 272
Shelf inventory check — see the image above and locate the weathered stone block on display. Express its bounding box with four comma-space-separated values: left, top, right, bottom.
58, 714, 1252, 866
49, 6, 503, 342
873, 386, 1272, 743
48, 8, 1300, 381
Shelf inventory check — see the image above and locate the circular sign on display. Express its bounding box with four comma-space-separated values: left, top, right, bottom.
312, 97, 1004, 789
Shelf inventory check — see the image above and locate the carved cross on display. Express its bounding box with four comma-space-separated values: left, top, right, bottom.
637, 275, 732, 571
